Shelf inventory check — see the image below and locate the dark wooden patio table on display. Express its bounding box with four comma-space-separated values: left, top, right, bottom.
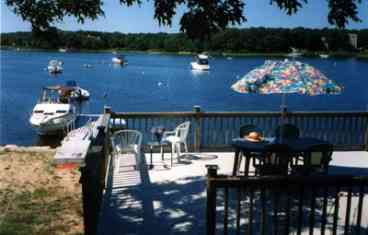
231, 137, 331, 176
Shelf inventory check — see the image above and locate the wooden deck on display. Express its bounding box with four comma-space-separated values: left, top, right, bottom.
97, 151, 368, 235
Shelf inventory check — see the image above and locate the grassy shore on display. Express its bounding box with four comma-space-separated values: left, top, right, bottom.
0, 148, 83, 235
357, 53, 368, 59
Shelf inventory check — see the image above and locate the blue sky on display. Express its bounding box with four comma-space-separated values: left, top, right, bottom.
1, 0, 367, 33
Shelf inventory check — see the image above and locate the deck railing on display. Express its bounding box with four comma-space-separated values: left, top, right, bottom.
206, 165, 368, 235
109, 106, 368, 151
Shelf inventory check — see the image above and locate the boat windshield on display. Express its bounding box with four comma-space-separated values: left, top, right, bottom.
49, 60, 62, 66
198, 58, 208, 65
40, 87, 62, 103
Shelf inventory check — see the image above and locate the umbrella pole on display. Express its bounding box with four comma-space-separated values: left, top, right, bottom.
280, 93, 288, 143
280, 93, 287, 123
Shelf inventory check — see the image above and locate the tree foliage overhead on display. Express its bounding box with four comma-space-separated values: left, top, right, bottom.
5, 0, 366, 40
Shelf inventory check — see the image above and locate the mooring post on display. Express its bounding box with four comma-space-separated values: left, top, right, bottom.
206, 165, 218, 235
104, 105, 112, 114
193, 105, 202, 152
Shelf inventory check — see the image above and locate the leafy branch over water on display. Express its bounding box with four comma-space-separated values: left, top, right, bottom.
4, 0, 366, 40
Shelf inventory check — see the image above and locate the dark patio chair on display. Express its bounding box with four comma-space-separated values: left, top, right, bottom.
291, 143, 333, 175
275, 123, 303, 165
237, 124, 262, 175
254, 143, 291, 176
274, 123, 300, 140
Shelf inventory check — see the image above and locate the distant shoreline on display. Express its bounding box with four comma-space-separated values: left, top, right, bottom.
1, 46, 367, 59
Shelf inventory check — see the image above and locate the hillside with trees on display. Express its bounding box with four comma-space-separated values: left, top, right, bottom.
2, 28, 368, 55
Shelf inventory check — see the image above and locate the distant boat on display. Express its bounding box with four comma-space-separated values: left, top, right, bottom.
319, 54, 329, 59
286, 47, 303, 58
59, 48, 67, 53
112, 55, 127, 65
65, 80, 90, 101
83, 63, 93, 68
48, 60, 63, 74
191, 53, 210, 71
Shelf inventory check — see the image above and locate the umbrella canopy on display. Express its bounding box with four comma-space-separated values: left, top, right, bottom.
231, 60, 342, 96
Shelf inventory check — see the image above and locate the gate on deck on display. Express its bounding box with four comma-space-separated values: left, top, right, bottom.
205, 166, 368, 235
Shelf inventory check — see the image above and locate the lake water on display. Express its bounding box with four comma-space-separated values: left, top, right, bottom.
1, 50, 367, 145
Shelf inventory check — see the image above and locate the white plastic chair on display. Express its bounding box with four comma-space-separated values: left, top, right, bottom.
111, 130, 142, 174
161, 121, 190, 163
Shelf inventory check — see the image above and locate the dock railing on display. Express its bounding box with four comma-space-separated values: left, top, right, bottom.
205, 165, 368, 235
76, 106, 368, 234
78, 108, 112, 235
109, 106, 368, 151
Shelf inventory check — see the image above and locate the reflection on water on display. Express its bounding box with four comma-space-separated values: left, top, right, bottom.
191, 69, 210, 77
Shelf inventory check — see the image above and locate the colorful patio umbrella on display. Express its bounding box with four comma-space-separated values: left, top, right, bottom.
231, 60, 343, 111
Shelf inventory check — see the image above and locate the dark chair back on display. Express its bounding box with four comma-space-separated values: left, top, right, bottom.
274, 124, 300, 139
239, 124, 259, 138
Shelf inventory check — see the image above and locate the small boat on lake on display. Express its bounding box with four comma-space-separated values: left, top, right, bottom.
191, 54, 210, 71
64, 80, 90, 101
319, 54, 330, 59
112, 55, 127, 65
48, 60, 63, 74
286, 47, 303, 59
29, 86, 79, 135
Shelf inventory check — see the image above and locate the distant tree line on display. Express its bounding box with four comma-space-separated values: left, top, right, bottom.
1, 27, 368, 54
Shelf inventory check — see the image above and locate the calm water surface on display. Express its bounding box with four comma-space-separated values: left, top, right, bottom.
1, 50, 367, 145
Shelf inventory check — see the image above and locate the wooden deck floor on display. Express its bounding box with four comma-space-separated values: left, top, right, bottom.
97, 151, 368, 235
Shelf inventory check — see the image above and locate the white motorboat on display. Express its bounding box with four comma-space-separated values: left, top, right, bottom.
48, 60, 63, 74
319, 54, 329, 59
191, 54, 210, 71
112, 55, 126, 65
29, 86, 79, 135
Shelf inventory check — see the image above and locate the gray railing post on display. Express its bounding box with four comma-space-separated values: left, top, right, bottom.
101, 106, 112, 189
81, 126, 106, 235
206, 165, 218, 235
193, 105, 202, 152
364, 111, 368, 151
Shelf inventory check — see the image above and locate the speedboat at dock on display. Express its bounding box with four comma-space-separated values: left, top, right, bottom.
29, 86, 81, 135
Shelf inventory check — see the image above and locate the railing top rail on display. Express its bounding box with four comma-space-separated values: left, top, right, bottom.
112, 111, 196, 118
208, 174, 368, 188
111, 110, 368, 118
